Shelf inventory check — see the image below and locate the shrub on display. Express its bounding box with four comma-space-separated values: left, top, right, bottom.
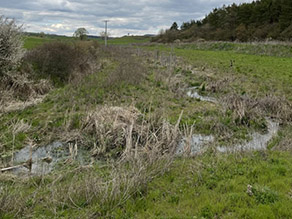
0, 15, 24, 76
25, 41, 98, 85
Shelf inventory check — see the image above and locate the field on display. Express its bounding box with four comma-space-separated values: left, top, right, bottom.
1, 38, 291, 218
23, 35, 151, 49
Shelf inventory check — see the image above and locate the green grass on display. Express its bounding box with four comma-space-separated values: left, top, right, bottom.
23, 36, 54, 49
23, 35, 74, 49
112, 151, 292, 218
24, 35, 151, 49
145, 44, 292, 99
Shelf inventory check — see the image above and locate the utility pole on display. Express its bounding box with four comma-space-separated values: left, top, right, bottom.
103, 20, 109, 46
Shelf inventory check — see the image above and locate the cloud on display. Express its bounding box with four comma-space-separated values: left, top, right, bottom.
0, 0, 253, 36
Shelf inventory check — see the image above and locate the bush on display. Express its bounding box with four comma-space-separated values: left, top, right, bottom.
0, 15, 24, 76
25, 41, 98, 85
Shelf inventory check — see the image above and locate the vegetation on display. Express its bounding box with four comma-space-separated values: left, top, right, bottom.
0, 21, 291, 218
154, 0, 292, 42
0, 15, 24, 76
112, 151, 292, 218
73, 27, 89, 40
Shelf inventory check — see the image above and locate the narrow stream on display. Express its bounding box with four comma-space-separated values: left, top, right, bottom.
177, 88, 280, 156
217, 119, 279, 153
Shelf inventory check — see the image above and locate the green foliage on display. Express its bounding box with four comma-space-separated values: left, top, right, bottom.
170, 22, 179, 31
155, 0, 292, 42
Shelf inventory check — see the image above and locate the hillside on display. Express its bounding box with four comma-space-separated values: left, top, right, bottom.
153, 0, 292, 42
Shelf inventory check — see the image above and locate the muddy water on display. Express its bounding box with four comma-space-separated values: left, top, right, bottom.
11, 142, 89, 175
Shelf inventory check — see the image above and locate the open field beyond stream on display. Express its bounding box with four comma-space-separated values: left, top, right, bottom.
0, 37, 292, 218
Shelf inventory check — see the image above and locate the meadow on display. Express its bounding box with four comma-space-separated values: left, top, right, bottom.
23, 35, 151, 49
1, 38, 291, 218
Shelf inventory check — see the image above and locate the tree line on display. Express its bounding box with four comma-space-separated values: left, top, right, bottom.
153, 0, 292, 42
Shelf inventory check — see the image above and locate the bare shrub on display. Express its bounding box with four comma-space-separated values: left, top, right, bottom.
0, 16, 24, 76
25, 41, 99, 84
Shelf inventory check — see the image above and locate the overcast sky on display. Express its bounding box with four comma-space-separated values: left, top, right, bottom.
0, 0, 253, 37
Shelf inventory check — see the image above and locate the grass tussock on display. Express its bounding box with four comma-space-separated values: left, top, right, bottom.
222, 93, 292, 127
0, 109, 182, 218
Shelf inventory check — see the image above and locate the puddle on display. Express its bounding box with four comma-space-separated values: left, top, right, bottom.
217, 119, 279, 153
186, 87, 217, 103
8, 142, 90, 175
176, 134, 214, 155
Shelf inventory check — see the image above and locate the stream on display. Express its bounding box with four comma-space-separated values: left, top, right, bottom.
1, 87, 280, 175
177, 87, 279, 156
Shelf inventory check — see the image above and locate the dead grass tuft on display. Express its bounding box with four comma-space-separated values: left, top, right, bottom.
222, 93, 292, 126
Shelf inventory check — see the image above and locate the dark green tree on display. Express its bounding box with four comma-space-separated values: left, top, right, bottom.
170, 22, 179, 31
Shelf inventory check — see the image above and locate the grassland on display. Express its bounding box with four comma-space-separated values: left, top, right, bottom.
23, 35, 150, 49
112, 151, 292, 218
1, 39, 291, 218
146, 42, 292, 99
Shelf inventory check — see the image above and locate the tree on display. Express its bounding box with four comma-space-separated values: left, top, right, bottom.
0, 15, 24, 76
73, 27, 89, 40
170, 22, 179, 31
39, 32, 45, 38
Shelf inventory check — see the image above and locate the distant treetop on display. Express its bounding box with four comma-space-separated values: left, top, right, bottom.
73, 28, 89, 40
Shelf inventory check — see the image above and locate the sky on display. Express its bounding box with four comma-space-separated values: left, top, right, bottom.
0, 0, 253, 37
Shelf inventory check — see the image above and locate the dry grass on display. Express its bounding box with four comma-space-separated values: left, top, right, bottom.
0, 72, 51, 113
61, 106, 182, 160
0, 108, 183, 217
221, 93, 292, 126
